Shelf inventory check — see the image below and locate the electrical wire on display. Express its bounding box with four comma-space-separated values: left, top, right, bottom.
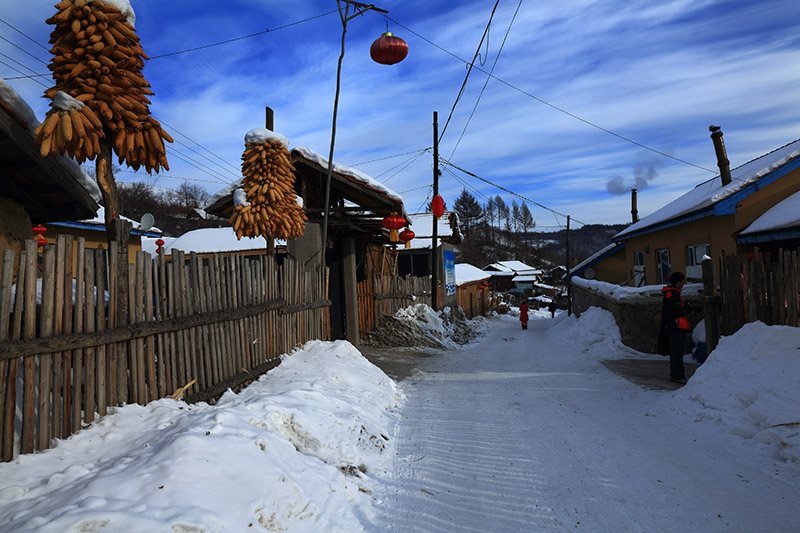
0, 17, 50, 51
446, 0, 522, 164
386, 15, 716, 175
441, 156, 587, 226
438, 0, 500, 143
148, 10, 338, 59
377, 148, 429, 183
348, 147, 430, 167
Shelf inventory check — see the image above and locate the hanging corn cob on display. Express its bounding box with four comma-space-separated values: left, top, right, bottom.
35, 0, 171, 173
231, 128, 307, 240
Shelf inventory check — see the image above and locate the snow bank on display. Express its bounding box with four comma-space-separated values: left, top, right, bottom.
0, 340, 401, 532
670, 322, 800, 463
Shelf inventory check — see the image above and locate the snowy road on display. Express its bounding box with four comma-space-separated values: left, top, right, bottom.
372, 313, 800, 532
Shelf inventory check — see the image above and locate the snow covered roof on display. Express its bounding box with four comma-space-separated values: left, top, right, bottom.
292, 147, 402, 204
455, 263, 490, 286
615, 138, 800, 240
571, 242, 625, 277
739, 189, 800, 236
0, 76, 100, 222
205, 142, 406, 222
163, 227, 285, 255
513, 275, 539, 283
49, 206, 162, 236
484, 260, 535, 273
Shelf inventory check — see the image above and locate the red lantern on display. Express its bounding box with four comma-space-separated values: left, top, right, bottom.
370, 32, 408, 65
382, 213, 405, 242
32, 224, 47, 236
399, 227, 415, 248
155, 238, 165, 254
432, 195, 444, 218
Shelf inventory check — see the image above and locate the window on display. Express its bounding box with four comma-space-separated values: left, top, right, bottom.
634, 251, 646, 266
655, 248, 671, 285
686, 243, 710, 280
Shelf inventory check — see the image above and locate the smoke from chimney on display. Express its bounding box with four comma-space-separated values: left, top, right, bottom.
606, 153, 663, 195
709, 125, 732, 186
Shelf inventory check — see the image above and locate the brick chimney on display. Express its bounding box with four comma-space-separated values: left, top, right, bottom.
631, 188, 639, 223
709, 125, 732, 186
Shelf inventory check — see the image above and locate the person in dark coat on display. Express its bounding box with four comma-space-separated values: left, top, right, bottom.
519, 302, 529, 330
661, 272, 694, 384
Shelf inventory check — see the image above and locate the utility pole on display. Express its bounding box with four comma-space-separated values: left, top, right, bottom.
431, 111, 440, 311
265, 106, 275, 257
565, 215, 571, 316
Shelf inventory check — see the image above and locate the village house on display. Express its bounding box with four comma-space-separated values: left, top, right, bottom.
205, 139, 409, 344
0, 78, 100, 255
454, 263, 491, 319
572, 129, 800, 286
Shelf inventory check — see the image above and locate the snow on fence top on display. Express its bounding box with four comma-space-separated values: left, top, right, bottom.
571, 276, 703, 301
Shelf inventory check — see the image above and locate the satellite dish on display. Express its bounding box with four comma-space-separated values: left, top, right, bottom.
140, 213, 155, 231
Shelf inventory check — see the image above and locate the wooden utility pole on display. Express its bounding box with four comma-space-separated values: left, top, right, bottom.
565, 215, 571, 316
431, 111, 440, 311
265, 106, 275, 257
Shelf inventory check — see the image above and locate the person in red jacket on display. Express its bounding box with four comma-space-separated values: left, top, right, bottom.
661, 272, 694, 384
519, 302, 529, 330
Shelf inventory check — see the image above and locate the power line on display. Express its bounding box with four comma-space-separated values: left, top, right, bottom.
377, 148, 430, 183
446, 0, 522, 164
0, 34, 48, 65
148, 10, 338, 59
386, 15, 716, 174
154, 117, 242, 176
442, 156, 586, 226
349, 147, 430, 167
0, 17, 50, 51
438, 0, 500, 143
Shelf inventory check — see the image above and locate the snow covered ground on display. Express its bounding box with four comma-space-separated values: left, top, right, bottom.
0, 306, 798, 531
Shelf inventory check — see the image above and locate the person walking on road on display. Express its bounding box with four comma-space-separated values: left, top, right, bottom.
519, 302, 529, 330
661, 272, 693, 384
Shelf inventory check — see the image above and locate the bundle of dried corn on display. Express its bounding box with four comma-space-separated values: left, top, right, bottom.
35, 0, 171, 173
232, 130, 307, 240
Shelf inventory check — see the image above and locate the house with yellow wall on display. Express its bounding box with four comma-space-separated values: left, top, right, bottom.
572, 132, 800, 286
44, 206, 162, 271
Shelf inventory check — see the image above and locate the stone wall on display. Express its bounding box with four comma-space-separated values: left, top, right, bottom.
571, 278, 702, 354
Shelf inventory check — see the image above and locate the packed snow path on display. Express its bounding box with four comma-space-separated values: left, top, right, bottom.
373, 314, 800, 531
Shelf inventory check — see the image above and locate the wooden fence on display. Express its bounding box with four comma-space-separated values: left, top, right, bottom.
702, 249, 799, 352
0, 236, 329, 461
357, 274, 430, 338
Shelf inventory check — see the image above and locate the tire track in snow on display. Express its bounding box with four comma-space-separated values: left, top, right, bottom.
372, 316, 800, 532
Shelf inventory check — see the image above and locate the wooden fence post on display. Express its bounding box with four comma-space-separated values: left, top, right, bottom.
702, 256, 721, 354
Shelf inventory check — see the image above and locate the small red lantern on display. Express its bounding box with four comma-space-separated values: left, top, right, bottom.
155, 238, 165, 254
370, 32, 408, 65
432, 195, 445, 219
399, 227, 415, 248
32, 224, 47, 249
382, 213, 405, 242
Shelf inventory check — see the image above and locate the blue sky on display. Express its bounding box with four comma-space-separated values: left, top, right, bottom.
2, 0, 799, 229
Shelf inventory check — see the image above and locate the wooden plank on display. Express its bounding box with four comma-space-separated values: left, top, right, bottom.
71, 238, 85, 433
1, 249, 18, 461
52, 235, 66, 440
156, 249, 168, 398
108, 241, 118, 405
172, 251, 188, 394
84, 248, 96, 424
95, 248, 107, 417
60, 236, 75, 438
37, 245, 56, 451
190, 252, 210, 391
21, 241, 38, 454
144, 252, 157, 402
133, 257, 145, 403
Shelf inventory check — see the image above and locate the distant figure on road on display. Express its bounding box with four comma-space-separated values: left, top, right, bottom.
519, 302, 529, 330
548, 300, 557, 318
661, 272, 694, 384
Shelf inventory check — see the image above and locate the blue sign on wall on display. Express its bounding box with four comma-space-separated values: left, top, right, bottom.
444, 250, 456, 296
